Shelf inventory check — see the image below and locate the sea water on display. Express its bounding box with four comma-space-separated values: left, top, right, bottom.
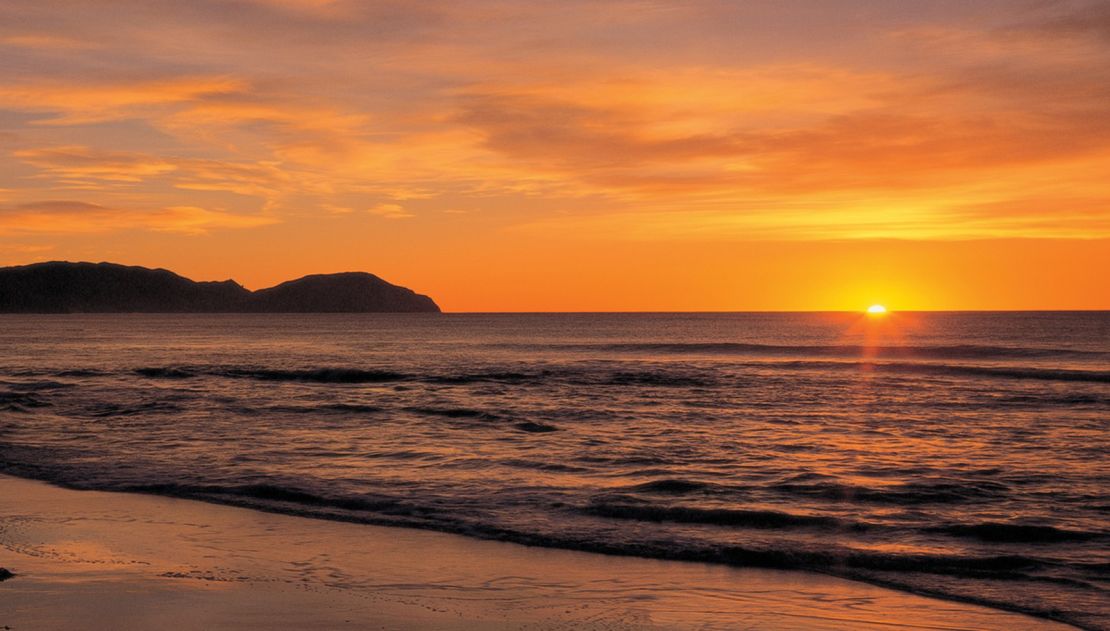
1, 312, 1107, 628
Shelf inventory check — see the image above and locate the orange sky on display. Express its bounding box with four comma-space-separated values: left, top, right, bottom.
0, 0, 1108, 311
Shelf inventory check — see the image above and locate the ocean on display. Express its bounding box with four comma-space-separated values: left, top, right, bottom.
1, 312, 1107, 629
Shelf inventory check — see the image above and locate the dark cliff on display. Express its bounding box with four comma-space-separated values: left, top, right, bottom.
0, 262, 440, 313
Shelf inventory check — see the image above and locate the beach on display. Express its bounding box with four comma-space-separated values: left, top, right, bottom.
0, 474, 1074, 630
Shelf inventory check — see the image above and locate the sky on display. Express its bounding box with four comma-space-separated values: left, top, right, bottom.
0, 0, 1108, 311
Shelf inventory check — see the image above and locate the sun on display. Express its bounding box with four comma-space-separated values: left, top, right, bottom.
866, 304, 888, 315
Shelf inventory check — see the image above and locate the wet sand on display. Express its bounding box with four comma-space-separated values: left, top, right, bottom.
0, 475, 1071, 630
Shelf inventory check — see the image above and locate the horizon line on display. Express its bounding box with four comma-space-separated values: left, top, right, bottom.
9, 309, 1108, 315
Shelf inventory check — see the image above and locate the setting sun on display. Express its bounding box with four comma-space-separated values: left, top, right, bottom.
867, 304, 888, 315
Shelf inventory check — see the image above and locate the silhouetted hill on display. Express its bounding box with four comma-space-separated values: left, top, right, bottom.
250, 272, 440, 313
0, 262, 440, 313
0, 262, 251, 313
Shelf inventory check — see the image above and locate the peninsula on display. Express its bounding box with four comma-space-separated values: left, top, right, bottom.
0, 261, 440, 313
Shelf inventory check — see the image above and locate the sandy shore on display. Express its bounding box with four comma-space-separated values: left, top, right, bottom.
0, 475, 1071, 630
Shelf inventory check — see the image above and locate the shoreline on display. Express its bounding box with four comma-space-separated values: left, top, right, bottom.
0, 474, 1073, 630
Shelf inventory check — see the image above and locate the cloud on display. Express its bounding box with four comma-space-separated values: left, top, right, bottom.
0, 201, 277, 235
367, 203, 413, 219
509, 190, 1110, 242
0, 77, 248, 125
1024, 1, 1110, 42
11, 145, 304, 198
455, 78, 1110, 198
0, 0, 1107, 245
15, 146, 178, 183
1, 35, 97, 50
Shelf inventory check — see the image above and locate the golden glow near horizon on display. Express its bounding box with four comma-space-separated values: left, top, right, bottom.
867, 305, 888, 315
0, 1, 1108, 311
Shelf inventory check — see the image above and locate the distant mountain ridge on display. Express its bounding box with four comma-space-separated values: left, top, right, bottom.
0, 262, 440, 313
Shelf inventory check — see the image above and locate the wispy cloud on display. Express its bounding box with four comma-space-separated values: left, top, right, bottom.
2, 34, 97, 50
0, 1, 1107, 243
0, 77, 247, 126
367, 203, 414, 219
0, 201, 276, 235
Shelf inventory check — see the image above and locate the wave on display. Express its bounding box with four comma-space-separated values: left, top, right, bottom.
131, 365, 717, 387
427, 371, 540, 385
590, 488, 1107, 542
110, 480, 1110, 617
501, 458, 585, 472
265, 403, 387, 415
84, 400, 184, 417
219, 367, 409, 383
581, 497, 855, 530
0, 390, 50, 412
514, 421, 560, 433
998, 392, 1110, 407
428, 369, 714, 388
404, 406, 501, 421
401, 407, 557, 432
127, 359, 1110, 387
929, 522, 1107, 543
913, 363, 1110, 383
775, 360, 1110, 383
136, 366, 407, 383
53, 369, 108, 377
0, 379, 77, 391
14, 474, 1100, 583
134, 367, 197, 379
6, 368, 107, 378
603, 371, 710, 387
127, 482, 405, 514
315, 403, 386, 414
772, 479, 1011, 505
0, 465, 1099, 630
628, 479, 715, 494
542, 342, 1109, 361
